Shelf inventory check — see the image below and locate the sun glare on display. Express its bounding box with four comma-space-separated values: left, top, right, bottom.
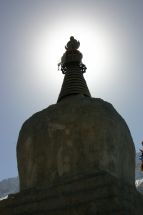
30, 18, 118, 94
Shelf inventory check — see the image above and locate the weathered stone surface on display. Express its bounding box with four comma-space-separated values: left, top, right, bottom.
17, 95, 135, 191
0, 171, 143, 215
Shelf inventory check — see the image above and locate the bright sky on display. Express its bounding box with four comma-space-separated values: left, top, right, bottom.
0, 0, 143, 181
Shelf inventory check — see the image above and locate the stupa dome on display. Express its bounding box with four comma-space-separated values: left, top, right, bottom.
17, 95, 135, 190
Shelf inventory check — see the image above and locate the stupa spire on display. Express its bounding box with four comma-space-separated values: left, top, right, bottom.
57, 36, 91, 102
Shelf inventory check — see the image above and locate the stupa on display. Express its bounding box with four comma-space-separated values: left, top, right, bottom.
0, 37, 143, 215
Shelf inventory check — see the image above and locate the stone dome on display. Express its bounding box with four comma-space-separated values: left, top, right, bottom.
17, 95, 135, 191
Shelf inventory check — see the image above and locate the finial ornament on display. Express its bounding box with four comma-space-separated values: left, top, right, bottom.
65, 36, 80, 50
58, 36, 86, 74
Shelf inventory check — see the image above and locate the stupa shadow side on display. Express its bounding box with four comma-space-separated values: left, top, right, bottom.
0, 36, 143, 215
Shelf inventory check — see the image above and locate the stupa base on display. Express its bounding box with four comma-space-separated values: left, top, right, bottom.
0, 171, 142, 215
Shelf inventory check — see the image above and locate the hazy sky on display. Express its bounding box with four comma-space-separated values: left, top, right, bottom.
0, 0, 143, 181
